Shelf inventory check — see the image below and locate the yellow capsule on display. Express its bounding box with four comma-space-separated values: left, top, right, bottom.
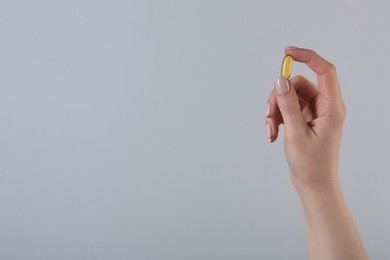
281, 55, 293, 79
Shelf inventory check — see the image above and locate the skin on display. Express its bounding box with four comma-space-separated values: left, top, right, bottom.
266, 47, 369, 259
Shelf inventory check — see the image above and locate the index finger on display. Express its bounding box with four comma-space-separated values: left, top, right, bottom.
284, 47, 342, 100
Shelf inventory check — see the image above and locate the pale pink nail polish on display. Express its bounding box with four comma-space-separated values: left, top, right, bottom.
275, 77, 290, 96
285, 46, 299, 50
265, 123, 272, 142
265, 101, 270, 117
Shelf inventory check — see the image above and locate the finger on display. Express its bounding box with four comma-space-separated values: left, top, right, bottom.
265, 116, 282, 143
284, 47, 342, 101
266, 89, 281, 118
274, 77, 308, 135
290, 75, 319, 103
267, 76, 318, 121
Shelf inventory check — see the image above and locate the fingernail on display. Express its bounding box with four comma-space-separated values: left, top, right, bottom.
265, 123, 272, 142
275, 77, 290, 96
285, 46, 299, 50
265, 101, 270, 117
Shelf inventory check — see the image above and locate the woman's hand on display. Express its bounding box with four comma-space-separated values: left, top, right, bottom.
265, 47, 346, 193
265, 47, 368, 259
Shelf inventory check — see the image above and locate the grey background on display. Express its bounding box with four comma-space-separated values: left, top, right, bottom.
0, 0, 389, 259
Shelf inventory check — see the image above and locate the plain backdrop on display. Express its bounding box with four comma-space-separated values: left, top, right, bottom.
0, 0, 389, 259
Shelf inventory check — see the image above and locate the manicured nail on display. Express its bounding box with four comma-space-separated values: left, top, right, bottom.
285, 46, 299, 50
275, 77, 290, 96
265, 101, 270, 117
265, 123, 272, 142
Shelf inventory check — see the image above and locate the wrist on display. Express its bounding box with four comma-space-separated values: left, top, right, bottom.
290, 171, 342, 201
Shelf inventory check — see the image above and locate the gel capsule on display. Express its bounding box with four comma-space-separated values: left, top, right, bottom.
281, 55, 293, 79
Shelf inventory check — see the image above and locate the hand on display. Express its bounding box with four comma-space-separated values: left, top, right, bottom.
265, 47, 347, 193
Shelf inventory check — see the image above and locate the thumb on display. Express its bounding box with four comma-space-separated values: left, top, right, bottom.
274, 77, 308, 134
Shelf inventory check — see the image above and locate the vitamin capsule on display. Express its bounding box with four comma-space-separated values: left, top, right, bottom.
281, 55, 293, 79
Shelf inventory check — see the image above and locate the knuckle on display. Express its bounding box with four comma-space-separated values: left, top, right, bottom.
290, 75, 305, 84
327, 62, 337, 73
337, 102, 347, 119
308, 49, 317, 57
327, 105, 347, 126
340, 105, 347, 120
335, 113, 345, 124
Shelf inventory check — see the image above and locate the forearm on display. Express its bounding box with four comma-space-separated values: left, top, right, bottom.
268, 47, 368, 259
297, 179, 368, 260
